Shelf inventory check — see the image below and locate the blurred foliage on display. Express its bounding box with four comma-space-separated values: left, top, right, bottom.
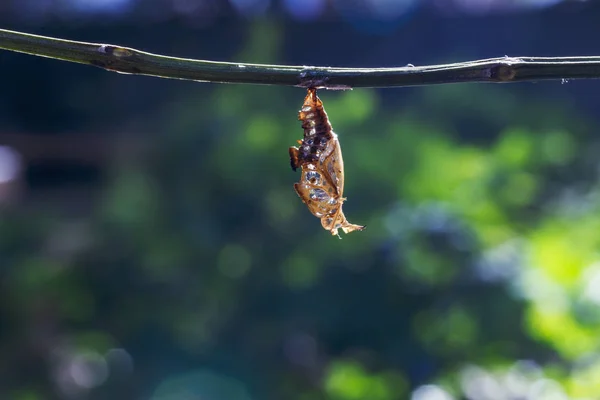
2, 11, 600, 400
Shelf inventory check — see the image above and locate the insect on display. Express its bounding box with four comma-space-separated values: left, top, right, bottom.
289, 88, 365, 236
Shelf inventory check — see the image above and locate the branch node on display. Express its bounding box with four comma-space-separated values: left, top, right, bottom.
91, 45, 140, 74
492, 64, 518, 82
97, 45, 133, 58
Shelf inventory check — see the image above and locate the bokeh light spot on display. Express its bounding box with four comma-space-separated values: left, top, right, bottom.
283, 332, 318, 367
70, 351, 108, 389
368, 0, 418, 20
460, 365, 505, 400
540, 129, 575, 165
411, 384, 454, 400
106, 348, 134, 376
218, 244, 252, 279
229, 0, 270, 17
245, 114, 279, 151
325, 361, 393, 400
0, 146, 22, 183
281, 255, 320, 289
65, 0, 133, 13
282, 0, 326, 20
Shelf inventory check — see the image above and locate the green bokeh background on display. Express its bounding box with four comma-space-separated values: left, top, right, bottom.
2, 9, 600, 400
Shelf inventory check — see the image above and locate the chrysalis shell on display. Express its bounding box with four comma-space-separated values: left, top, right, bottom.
289, 88, 364, 236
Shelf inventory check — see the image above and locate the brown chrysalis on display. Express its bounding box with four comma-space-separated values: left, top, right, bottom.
289, 88, 364, 236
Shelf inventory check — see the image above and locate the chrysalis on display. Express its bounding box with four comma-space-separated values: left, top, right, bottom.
289, 88, 364, 236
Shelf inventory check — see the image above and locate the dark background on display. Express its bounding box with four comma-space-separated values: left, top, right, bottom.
1, 0, 600, 399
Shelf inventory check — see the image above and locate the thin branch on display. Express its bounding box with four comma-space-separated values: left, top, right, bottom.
2, 28, 600, 89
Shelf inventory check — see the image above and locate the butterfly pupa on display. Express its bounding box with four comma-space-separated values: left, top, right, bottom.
289, 88, 364, 236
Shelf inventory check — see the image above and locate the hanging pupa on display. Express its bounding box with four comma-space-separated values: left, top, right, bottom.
289, 88, 364, 236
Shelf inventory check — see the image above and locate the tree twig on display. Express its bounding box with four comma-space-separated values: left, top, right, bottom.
2, 28, 600, 89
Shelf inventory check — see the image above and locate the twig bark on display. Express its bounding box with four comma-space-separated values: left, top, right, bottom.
2, 28, 600, 89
